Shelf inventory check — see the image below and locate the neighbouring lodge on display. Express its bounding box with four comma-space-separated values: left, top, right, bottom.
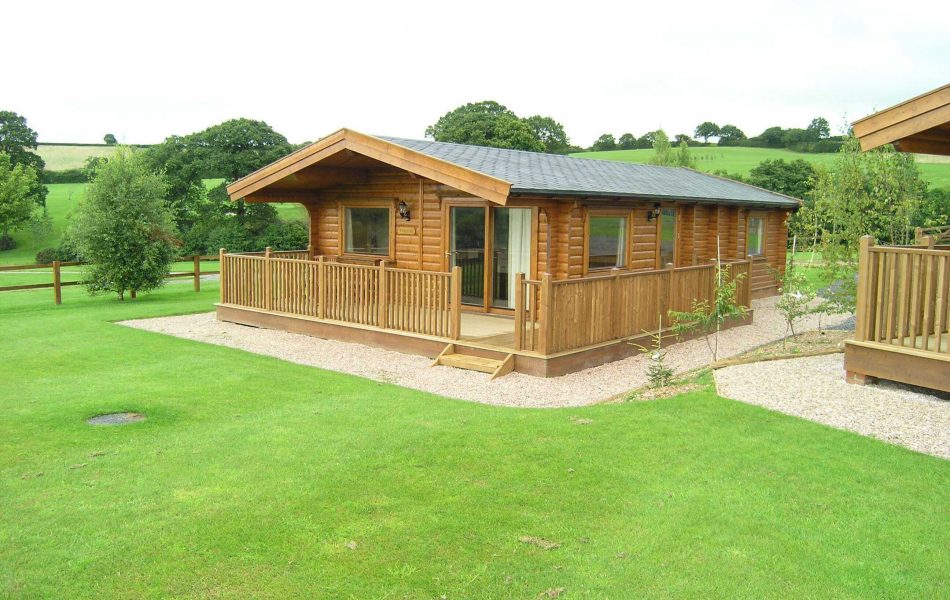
218, 129, 799, 377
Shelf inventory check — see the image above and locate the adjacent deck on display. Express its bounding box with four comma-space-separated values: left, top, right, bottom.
216, 250, 753, 377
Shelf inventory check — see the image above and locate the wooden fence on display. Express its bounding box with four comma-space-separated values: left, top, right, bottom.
220, 249, 462, 339
514, 260, 752, 354
854, 235, 950, 354
0, 255, 221, 305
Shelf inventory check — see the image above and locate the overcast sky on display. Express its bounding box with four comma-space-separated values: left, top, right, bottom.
7, 0, 949, 147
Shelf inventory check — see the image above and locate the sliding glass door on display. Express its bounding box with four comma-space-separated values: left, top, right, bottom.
449, 206, 486, 306
491, 208, 532, 309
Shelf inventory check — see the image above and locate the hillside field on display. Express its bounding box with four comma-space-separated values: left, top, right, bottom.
571, 147, 950, 189
0, 182, 307, 266
35, 144, 124, 171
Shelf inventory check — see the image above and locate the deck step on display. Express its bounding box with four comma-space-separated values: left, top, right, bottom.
437, 353, 503, 374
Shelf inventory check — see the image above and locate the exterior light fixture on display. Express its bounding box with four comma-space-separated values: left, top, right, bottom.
398, 200, 411, 221
647, 203, 661, 222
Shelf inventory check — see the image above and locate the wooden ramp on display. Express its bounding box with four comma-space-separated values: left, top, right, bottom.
432, 344, 515, 380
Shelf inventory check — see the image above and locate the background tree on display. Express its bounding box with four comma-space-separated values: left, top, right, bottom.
694, 121, 720, 143
649, 130, 673, 165
103, 133, 117, 145
749, 158, 819, 242
591, 133, 617, 151
637, 131, 659, 149
674, 134, 694, 146
757, 126, 787, 147
69, 148, 178, 300
807, 117, 831, 140
522, 115, 571, 154
0, 153, 38, 241
0, 111, 47, 206
425, 101, 544, 152
675, 139, 696, 168
190, 118, 293, 181
618, 133, 637, 150
717, 124, 746, 145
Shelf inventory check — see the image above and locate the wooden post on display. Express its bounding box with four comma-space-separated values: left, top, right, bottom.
921, 234, 935, 249
52, 260, 62, 305
219, 248, 226, 304
663, 262, 674, 313
513, 272, 525, 351
317, 256, 326, 319
539, 272, 553, 355
193, 255, 201, 292
450, 266, 462, 340
130, 289, 137, 300
855, 235, 874, 341
307, 244, 313, 260
611, 267, 621, 339
264, 247, 273, 311
378, 260, 388, 329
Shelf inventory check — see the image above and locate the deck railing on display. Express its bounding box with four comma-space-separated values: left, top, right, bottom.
220, 248, 462, 339
514, 259, 752, 353
854, 235, 950, 354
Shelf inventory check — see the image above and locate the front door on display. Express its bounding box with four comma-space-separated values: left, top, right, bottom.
449, 206, 486, 306
491, 208, 532, 309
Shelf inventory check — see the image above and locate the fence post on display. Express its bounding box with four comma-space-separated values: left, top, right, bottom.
920, 234, 935, 249
307, 243, 313, 260
855, 235, 874, 341
317, 255, 326, 319
539, 272, 553, 355
219, 248, 226, 304
513, 272, 525, 351
52, 260, 62, 305
264, 247, 273, 311
378, 260, 388, 329
193, 255, 201, 292
611, 267, 622, 339
663, 262, 674, 313
451, 266, 462, 340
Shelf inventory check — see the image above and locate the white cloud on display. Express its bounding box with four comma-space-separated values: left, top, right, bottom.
6, 0, 949, 146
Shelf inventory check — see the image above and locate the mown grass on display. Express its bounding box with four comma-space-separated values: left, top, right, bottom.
1, 284, 948, 598
573, 147, 950, 188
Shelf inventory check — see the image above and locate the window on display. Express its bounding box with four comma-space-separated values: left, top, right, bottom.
344, 206, 390, 255
747, 215, 765, 256
658, 208, 676, 267
588, 215, 627, 270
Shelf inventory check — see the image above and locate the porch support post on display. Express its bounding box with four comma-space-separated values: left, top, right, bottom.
378, 261, 388, 329
264, 247, 273, 311
539, 272, 553, 355
317, 256, 326, 319
855, 235, 874, 341
451, 266, 462, 340
513, 272, 525, 351
219, 248, 226, 304
611, 267, 621, 339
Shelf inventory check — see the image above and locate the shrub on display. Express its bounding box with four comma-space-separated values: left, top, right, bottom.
259, 220, 308, 250
41, 169, 88, 184
35, 248, 57, 264
0, 233, 15, 250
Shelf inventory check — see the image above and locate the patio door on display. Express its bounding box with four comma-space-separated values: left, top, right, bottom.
491, 208, 532, 309
449, 206, 487, 306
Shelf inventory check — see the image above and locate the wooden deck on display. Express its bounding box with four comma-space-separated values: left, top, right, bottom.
216, 249, 754, 377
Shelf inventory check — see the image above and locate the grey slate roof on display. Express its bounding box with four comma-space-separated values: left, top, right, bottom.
378, 136, 800, 207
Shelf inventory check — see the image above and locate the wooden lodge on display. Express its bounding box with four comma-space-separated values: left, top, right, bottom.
847, 84, 950, 392
219, 129, 799, 377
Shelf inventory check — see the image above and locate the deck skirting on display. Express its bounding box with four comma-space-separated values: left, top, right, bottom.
844, 340, 950, 393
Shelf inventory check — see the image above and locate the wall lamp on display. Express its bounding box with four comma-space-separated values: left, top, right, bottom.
646, 203, 661, 222
398, 200, 411, 221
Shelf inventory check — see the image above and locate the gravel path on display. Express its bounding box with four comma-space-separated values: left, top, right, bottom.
715, 354, 950, 460
119, 297, 851, 409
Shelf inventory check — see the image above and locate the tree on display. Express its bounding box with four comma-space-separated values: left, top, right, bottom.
669, 263, 747, 362
717, 124, 746, 144
190, 118, 293, 181
771, 264, 815, 349
674, 134, 694, 146
748, 159, 816, 200
0, 111, 47, 206
637, 131, 659, 149
675, 139, 696, 168
0, 153, 37, 238
694, 121, 720, 143
807, 117, 831, 140
69, 148, 178, 300
523, 115, 571, 154
103, 133, 117, 145
591, 134, 617, 151
425, 101, 544, 152
618, 133, 637, 150
757, 126, 787, 147
649, 130, 673, 165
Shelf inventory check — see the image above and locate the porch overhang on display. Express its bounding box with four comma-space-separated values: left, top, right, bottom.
226, 128, 513, 205
853, 83, 950, 155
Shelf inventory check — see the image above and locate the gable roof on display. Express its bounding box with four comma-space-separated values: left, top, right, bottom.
852, 83, 950, 155
227, 128, 800, 208
379, 136, 799, 207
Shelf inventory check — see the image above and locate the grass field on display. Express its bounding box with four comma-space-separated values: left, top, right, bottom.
0, 183, 307, 267
1, 285, 948, 597
572, 147, 950, 189
36, 144, 123, 171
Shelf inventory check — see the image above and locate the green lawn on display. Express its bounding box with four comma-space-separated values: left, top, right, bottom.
572, 147, 950, 189
1, 285, 948, 597
0, 183, 307, 267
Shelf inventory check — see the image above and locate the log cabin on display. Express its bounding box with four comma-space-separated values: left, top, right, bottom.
219, 129, 800, 378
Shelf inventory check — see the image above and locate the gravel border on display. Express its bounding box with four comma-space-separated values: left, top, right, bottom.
119, 297, 852, 409
715, 354, 950, 460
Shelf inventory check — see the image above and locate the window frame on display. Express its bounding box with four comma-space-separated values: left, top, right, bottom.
655, 206, 678, 268
746, 212, 766, 257
583, 209, 632, 274
338, 199, 396, 259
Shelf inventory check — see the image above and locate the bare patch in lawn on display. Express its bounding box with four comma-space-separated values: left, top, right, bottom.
519, 536, 560, 550
87, 412, 145, 426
